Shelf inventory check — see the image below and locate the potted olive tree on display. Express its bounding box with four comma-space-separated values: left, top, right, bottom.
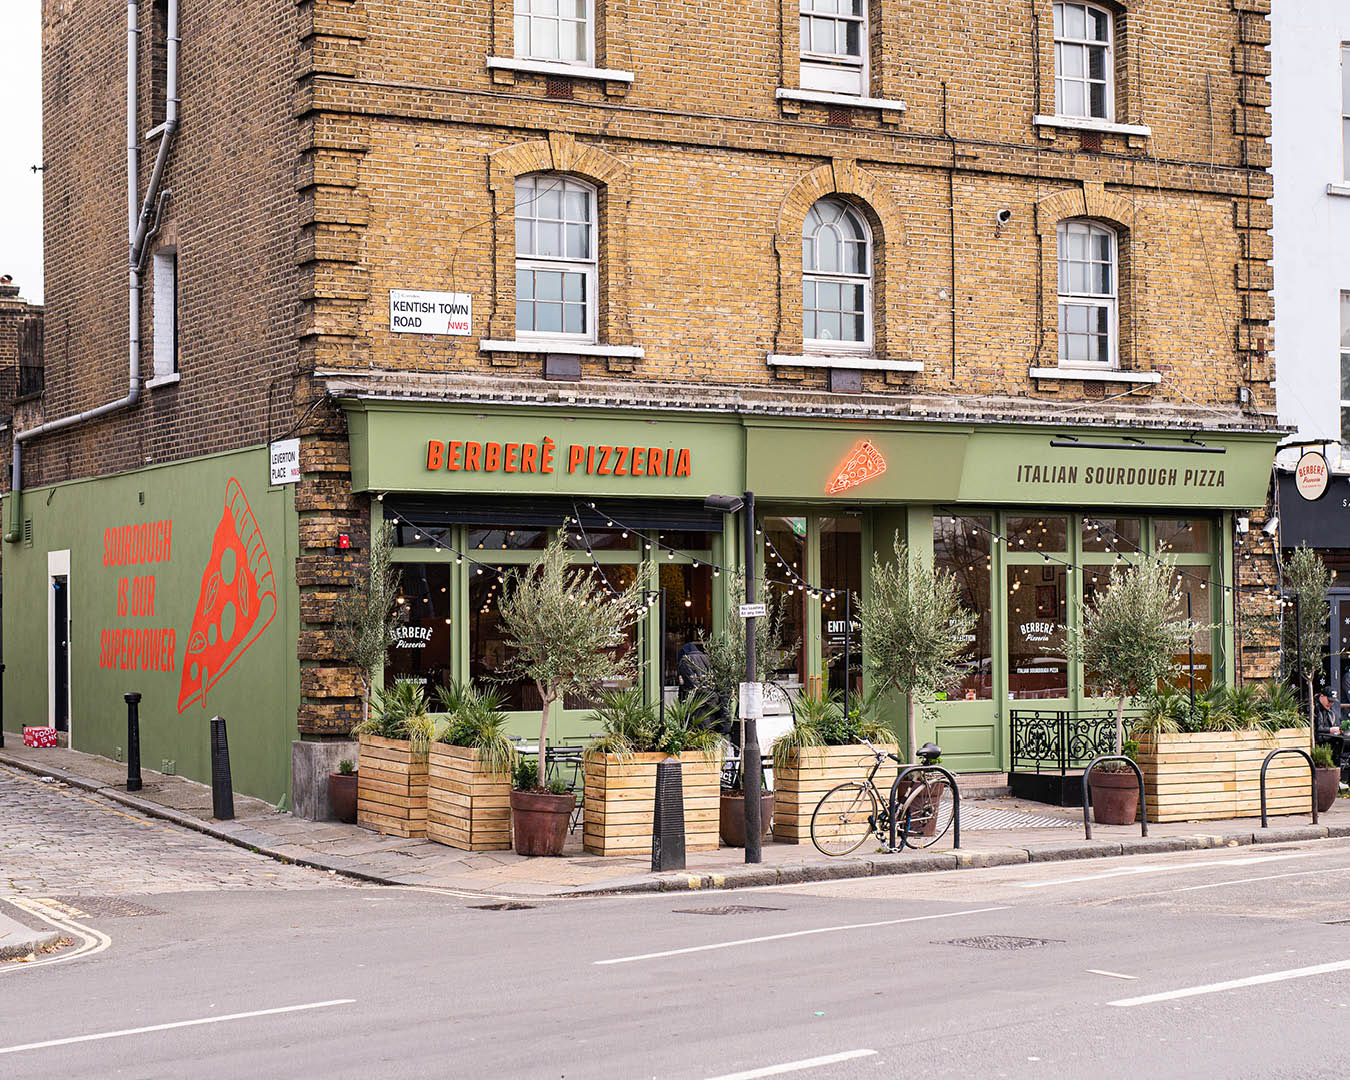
1068, 559, 1196, 826
496, 530, 649, 856
1284, 544, 1332, 734
855, 535, 976, 765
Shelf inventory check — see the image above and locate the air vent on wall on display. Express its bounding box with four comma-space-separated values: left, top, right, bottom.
23, 519, 32, 547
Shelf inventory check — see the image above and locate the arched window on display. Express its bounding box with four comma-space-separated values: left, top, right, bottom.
1053, 2, 1113, 120
514, 174, 596, 342
802, 198, 872, 351
1057, 219, 1117, 367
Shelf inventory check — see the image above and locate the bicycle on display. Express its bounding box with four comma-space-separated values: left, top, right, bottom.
810, 739, 955, 856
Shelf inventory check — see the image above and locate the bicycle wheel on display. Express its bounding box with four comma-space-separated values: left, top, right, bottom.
898, 775, 955, 850
811, 782, 880, 857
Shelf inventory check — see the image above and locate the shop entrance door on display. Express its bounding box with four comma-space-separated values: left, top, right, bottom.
48, 549, 71, 735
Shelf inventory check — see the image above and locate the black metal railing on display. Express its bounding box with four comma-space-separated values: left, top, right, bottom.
1010, 708, 1140, 775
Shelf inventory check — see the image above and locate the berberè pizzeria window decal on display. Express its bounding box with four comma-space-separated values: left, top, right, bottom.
424, 437, 692, 478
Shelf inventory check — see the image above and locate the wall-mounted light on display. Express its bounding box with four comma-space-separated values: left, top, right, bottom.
1235, 516, 1250, 534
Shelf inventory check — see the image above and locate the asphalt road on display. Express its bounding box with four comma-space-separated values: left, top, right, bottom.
7, 773, 1350, 1077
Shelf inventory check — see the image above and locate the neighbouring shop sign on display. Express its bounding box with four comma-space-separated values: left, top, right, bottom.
424, 437, 692, 478
389, 290, 471, 335
269, 439, 300, 485
1295, 450, 1329, 501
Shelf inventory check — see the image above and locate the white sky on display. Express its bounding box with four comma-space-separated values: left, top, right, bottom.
0, 3, 43, 303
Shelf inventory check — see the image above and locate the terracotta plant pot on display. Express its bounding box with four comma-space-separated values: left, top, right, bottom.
1087, 767, 1140, 826
328, 771, 358, 824
511, 790, 574, 856
719, 790, 774, 847
1315, 766, 1340, 814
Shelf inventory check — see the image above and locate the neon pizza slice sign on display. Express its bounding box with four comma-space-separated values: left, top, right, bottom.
825, 439, 888, 495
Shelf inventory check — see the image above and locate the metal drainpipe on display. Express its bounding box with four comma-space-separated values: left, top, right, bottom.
5, 0, 180, 541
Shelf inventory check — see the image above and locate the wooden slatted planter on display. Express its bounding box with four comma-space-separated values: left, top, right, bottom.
773, 744, 899, 844
1136, 727, 1313, 823
426, 743, 512, 851
357, 733, 428, 838
583, 752, 721, 856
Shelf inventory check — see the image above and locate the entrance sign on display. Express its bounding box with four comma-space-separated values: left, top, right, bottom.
389, 290, 472, 335
738, 602, 767, 618
269, 439, 301, 485
1295, 451, 1329, 501
825, 439, 887, 495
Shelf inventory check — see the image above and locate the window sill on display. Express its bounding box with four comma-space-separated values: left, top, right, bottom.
1327, 182, 1350, 198
770, 353, 922, 373
486, 57, 634, 84
146, 372, 181, 389
1029, 366, 1161, 385
775, 88, 907, 113
1032, 115, 1152, 138
479, 339, 645, 359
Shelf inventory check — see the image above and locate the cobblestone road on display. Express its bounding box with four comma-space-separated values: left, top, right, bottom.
0, 766, 358, 895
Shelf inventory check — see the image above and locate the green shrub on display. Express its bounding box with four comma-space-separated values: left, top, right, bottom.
337, 758, 355, 776
770, 689, 891, 774
583, 688, 725, 762
1312, 744, 1337, 769
352, 681, 434, 756
433, 681, 515, 776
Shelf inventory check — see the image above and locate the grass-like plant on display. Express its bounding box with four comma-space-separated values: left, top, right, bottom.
1312, 743, 1337, 769
433, 681, 516, 777
584, 688, 725, 762
770, 688, 891, 774
1257, 682, 1303, 733
352, 680, 435, 757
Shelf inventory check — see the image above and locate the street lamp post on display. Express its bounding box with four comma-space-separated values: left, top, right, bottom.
705, 491, 763, 864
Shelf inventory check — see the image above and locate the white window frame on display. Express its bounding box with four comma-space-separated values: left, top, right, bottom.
513, 0, 593, 67
514, 174, 598, 346
799, 0, 868, 97
1056, 219, 1118, 369
1053, 2, 1114, 122
802, 198, 873, 355
1340, 291, 1350, 445
152, 248, 178, 380
1342, 45, 1350, 183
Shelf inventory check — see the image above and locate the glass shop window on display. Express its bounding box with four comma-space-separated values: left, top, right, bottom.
1081, 516, 1141, 554
934, 515, 993, 701
384, 564, 455, 695
1152, 518, 1211, 555
820, 516, 862, 698
764, 516, 809, 687
1005, 515, 1069, 554
1006, 563, 1069, 699
661, 563, 714, 697
464, 525, 637, 552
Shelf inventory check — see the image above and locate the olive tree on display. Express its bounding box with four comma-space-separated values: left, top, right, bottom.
856, 535, 977, 763
1067, 559, 1197, 756
334, 523, 402, 727
496, 530, 650, 785
1283, 544, 1332, 724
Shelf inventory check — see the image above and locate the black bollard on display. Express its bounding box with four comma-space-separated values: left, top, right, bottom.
209, 714, 234, 820
124, 691, 142, 791
651, 757, 686, 872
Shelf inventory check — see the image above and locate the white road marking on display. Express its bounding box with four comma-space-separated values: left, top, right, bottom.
0, 897, 111, 976
1166, 866, 1350, 894
0, 999, 357, 1055
704, 1049, 878, 1079
1086, 969, 1137, 980
1109, 960, 1350, 1007
594, 906, 1009, 965
1016, 850, 1326, 889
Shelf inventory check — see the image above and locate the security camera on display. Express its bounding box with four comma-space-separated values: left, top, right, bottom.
996, 209, 1013, 226
1262, 515, 1279, 537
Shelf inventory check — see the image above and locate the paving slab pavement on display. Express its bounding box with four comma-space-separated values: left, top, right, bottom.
4, 740, 1348, 897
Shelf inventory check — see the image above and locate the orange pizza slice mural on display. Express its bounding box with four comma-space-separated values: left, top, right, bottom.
178, 479, 277, 712
825, 439, 888, 495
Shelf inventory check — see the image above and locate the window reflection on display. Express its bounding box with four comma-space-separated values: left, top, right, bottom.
764, 516, 808, 686
1006, 563, 1068, 699
821, 516, 862, 698
935, 516, 992, 700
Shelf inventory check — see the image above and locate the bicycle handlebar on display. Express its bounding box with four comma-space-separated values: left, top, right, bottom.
860, 736, 906, 765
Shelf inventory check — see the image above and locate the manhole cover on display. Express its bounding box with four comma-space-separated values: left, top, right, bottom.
673, 905, 786, 916
46, 897, 163, 918
942, 935, 1057, 951
470, 902, 537, 911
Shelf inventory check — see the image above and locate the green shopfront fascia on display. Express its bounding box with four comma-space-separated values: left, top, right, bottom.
346, 401, 1276, 774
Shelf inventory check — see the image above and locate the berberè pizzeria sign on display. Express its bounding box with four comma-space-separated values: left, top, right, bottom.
1015, 464, 1226, 489
425, 437, 693, 478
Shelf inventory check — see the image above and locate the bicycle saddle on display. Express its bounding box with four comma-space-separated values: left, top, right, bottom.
917, 742, 942, 762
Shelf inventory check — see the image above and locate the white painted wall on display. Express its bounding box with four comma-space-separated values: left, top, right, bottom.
1272, 2, 1350, 466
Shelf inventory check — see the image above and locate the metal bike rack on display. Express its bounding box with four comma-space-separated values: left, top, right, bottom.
1259, 747, 1318, 829
1081, 756, 1148, 840
887, 764, 961, 851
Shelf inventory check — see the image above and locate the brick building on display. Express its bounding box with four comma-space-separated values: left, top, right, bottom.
7, 0, 1281, 812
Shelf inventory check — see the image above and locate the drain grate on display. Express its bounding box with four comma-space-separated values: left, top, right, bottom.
942, 935, 1057, 951
46, 897, 163, 918
673, 905, 786, 916
470, 902, 537, 911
